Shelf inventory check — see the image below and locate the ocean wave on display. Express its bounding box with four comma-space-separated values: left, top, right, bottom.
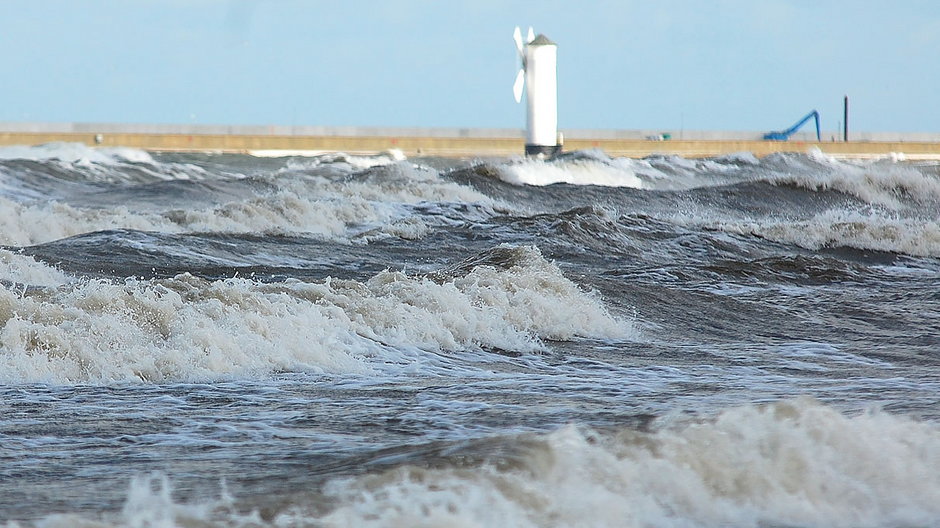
16, 398, 939, 527
0, 142, 155, 164
491, 149, 940, 208
717, 208, 940, 257
492, 150, 762, 190
495, 152, 647, 188
281, 149, 408, 170
770, 149, 940, 207
0, 196, 180, 246
0, 164, 494, 246
0, 142, 216, 186
318, 398, 940, 528
0, 246, 630, 384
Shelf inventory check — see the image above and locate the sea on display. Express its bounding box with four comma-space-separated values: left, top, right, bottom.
0, 142, 939, 527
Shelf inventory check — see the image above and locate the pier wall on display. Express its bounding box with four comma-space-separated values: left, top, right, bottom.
2, 122, 940, 159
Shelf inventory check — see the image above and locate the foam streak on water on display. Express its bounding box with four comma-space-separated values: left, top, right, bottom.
1, 144, 939, 526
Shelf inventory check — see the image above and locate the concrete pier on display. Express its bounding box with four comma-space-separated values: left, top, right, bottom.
2, 122, 940, 159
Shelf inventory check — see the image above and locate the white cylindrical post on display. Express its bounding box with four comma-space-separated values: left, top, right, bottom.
524, 35, 560, 157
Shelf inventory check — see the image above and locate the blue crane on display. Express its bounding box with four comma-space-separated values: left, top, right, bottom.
763, 110, 820, 141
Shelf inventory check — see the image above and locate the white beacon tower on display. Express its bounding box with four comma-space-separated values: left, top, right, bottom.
513, 27, 561, 158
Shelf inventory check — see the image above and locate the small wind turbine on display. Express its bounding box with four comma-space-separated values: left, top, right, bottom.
513, 26, 561, 157
512, 27, 534, 103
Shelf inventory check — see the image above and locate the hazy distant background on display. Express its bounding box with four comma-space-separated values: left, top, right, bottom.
1, 0, 937, 132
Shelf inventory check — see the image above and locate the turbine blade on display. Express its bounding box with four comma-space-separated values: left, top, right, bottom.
527, 27, 535, 43
513, 69, 525, 103
513, 26, 524, 55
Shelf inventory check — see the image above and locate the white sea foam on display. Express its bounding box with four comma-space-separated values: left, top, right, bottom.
494, 151, 763, 190
718, 208, 940, 257
714, 151, 761, 165
0, 142, 155, 164
774, 150, 940, 207
0, 196, 181, 246
0, 249, 71, 287
0, 246, 629, 384
0, 164, 493, 246
163, 189, 412, 239
495, 149, 940, 199
317, 398, 940, 528
0, 192, 406, 246
282, 149, 407, 171
16, 399, 939, 527
0, 275, 378, 383
0, 142, 215, 186
339, 163, 493, 204
497, 156, 646, 188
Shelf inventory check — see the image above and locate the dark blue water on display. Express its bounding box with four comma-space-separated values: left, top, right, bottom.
1, 144, 939, 527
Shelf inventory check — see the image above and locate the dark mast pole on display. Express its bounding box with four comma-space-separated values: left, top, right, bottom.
843, 95, 849, 142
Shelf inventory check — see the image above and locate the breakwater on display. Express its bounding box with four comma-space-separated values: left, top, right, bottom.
3, 122, 940, 159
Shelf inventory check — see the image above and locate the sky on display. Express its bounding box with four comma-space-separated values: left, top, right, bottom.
1, 0, 938, 133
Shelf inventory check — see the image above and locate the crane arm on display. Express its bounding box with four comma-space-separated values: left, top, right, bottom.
763, 110, 820, 141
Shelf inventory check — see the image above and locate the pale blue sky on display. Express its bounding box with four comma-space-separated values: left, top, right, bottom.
1, 0, 937, 132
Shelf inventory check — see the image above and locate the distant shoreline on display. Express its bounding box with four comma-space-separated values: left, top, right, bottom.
3, 122, 940, 159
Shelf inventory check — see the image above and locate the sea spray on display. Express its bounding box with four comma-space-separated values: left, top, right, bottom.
0, 249, 71, 287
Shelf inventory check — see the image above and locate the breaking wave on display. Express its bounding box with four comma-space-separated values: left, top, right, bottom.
0, 246, 630, 384
0, 142, 215, 185
317, 398, 940, 528
716, 208, 940, 257
493, 150, 761, 190
770, 150, 940, 207
491, 150, 940, 209
0, 164, 493, 246
496, 151, 647, 188
15, 398, 940, 528
0, 142, 155, 164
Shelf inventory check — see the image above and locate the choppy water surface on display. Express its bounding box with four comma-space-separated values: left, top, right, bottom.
1, 144, 939, 527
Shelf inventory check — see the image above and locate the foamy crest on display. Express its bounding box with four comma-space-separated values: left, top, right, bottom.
0, 193, 411, 246
0, 275, 378, 383
165, 190, 410, 239
0, 142, 215, 187
775, 151, 940, 207
715, 151, 761, 165
720, 208, 940, 257
170, 165, 492, 240
283, 149, 407, 171
0, 246, 628, 384
0, 249, 71, 287
0, 164, 493, 245
13, 399, 934, 527
494, 151, 762, 190
319, 398, 940, 528
497, 156, 646, 188
0, 142, 155, 164
0, 196, 182, 246
335, 162, 493, 205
